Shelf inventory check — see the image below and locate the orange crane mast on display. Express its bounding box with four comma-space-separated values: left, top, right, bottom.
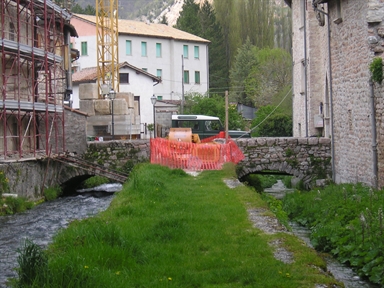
96, 0, 119, 97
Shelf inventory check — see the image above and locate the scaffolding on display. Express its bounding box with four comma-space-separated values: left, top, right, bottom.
0, 0, 75, 160
96, 0, 119, 96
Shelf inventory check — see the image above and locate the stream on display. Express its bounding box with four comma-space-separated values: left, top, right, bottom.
264, 180, 379, 288
0, 184, 120, 288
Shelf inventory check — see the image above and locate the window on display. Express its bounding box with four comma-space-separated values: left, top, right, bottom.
183, 70, 189, 84
183, 45, 188, 58
120, 73, 129, 84
9, 23, 15, 41
194, 46, 199, 59
142, 68, 147, 72
126, 40, 132, 55
156, 43, 162, 57
156, 69, 162, 79
141, 42, 147, 57
157, 96, 163, 100
81, 41, 88, 56
195, 71, 200, 84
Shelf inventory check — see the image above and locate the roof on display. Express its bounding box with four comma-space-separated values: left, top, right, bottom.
73, 14, 210, 44
72, 62, 162, 84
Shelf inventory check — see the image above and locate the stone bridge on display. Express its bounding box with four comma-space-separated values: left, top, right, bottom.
235, 137, 332, 187
1, 137, 331, 199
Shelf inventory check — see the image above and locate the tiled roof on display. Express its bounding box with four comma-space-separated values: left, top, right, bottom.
73, 14, 210, 43
72, 62, 161, 83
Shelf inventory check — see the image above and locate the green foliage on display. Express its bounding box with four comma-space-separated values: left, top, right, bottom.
16, 239, 48, 287
83, 176, 110, 189
214, 0, 275, 65
244, 174, 292, 192
262, 193, 290, 229
0, 196, 34, 215
13, 164, 338, 287
184, 93, 247, 130
282, 183, 384, 285
250, 105, 292, 137
245, 48, 292, 108
369, 57, 383, 84
44, 186, 62, 201
0, 170, 9, 197
175, 0, 201, 35
229, 38, 258, 106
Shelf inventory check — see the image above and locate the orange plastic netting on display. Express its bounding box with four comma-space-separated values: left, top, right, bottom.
150, 133, 244, 171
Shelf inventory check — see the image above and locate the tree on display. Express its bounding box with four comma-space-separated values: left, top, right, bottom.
199, 1, 229, 91
245, 48, 292, 108
250, 105, 292, 137
175, 0, 201, 35
184, 94, 246, 130
160, 15, 168, 25
229, 38, 258, 106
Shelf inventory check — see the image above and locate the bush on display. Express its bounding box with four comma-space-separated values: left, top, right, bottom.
44, 186, 62, 201
83, 176, 110, 188
0, 170, 9, 198
282, 183, 384, 285
251, 105, 292, 137
0, 196, 34, 215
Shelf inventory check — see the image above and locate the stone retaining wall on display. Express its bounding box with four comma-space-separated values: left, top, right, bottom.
236, 137, 332, 187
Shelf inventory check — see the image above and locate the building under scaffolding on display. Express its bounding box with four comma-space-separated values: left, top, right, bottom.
0, 0, 78, 160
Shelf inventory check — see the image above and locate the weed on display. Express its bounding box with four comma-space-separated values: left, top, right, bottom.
83, 176, 109, 188
44, 186, 62, 201
282, 183, 384, 285
16, 239, 48, 286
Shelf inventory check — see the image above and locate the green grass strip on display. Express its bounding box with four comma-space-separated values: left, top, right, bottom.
18, 163, 341, 287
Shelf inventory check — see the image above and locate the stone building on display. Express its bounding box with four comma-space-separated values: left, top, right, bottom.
285, 0, 384, 188
0, 0, 78, 160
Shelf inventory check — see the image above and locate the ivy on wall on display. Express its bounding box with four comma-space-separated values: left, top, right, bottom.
369, 57, 383, 84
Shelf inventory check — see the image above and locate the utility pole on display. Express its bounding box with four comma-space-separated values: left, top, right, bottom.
181, 54, 184, 114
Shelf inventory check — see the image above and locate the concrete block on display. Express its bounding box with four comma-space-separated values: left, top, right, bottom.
117, 92, 134, 108
79, 83, 99, 100
112, 98, 129, 115
79, 100, 95, 116
94, 99, 110, 115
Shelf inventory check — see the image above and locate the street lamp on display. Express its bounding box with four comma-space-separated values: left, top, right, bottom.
109, 88, 116, 140
151, 94, 157, 138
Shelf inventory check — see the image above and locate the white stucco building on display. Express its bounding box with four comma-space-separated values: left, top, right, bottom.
70, 14, 210, 104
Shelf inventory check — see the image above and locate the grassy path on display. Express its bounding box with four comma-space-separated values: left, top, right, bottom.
15, 163, 341, 287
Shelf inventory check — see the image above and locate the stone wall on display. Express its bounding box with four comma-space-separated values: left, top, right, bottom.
83, 140, 150, 170
236, 137, 332, 188
64, 107, 88, 155
290, 0, 384, 188
0, 137, 332, 199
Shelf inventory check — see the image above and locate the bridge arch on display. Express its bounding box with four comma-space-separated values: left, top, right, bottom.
234, 137, 332, 188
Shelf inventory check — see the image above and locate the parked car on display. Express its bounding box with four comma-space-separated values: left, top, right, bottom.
171, 115, 250, 140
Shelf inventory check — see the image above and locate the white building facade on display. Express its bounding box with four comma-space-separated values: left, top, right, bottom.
71, 14, 210, 103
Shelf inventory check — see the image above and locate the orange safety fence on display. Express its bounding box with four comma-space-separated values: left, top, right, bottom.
150, 134, 245, 171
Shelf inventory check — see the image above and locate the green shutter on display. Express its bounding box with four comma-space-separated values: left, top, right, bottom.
126, 40, 132, 55
156, 43, 162, 57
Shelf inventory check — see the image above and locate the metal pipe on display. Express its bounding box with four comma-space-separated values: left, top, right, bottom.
304, 0, 308, 137
369, 78, 378, 188
313, 4, 336, 182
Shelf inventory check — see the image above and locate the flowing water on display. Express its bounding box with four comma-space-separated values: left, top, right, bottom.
0, 184, 119, 288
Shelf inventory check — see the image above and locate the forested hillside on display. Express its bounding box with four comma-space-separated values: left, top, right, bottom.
71, 0, 175, 20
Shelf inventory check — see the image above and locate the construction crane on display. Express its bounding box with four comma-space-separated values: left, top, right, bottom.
96, 0, 119, 97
